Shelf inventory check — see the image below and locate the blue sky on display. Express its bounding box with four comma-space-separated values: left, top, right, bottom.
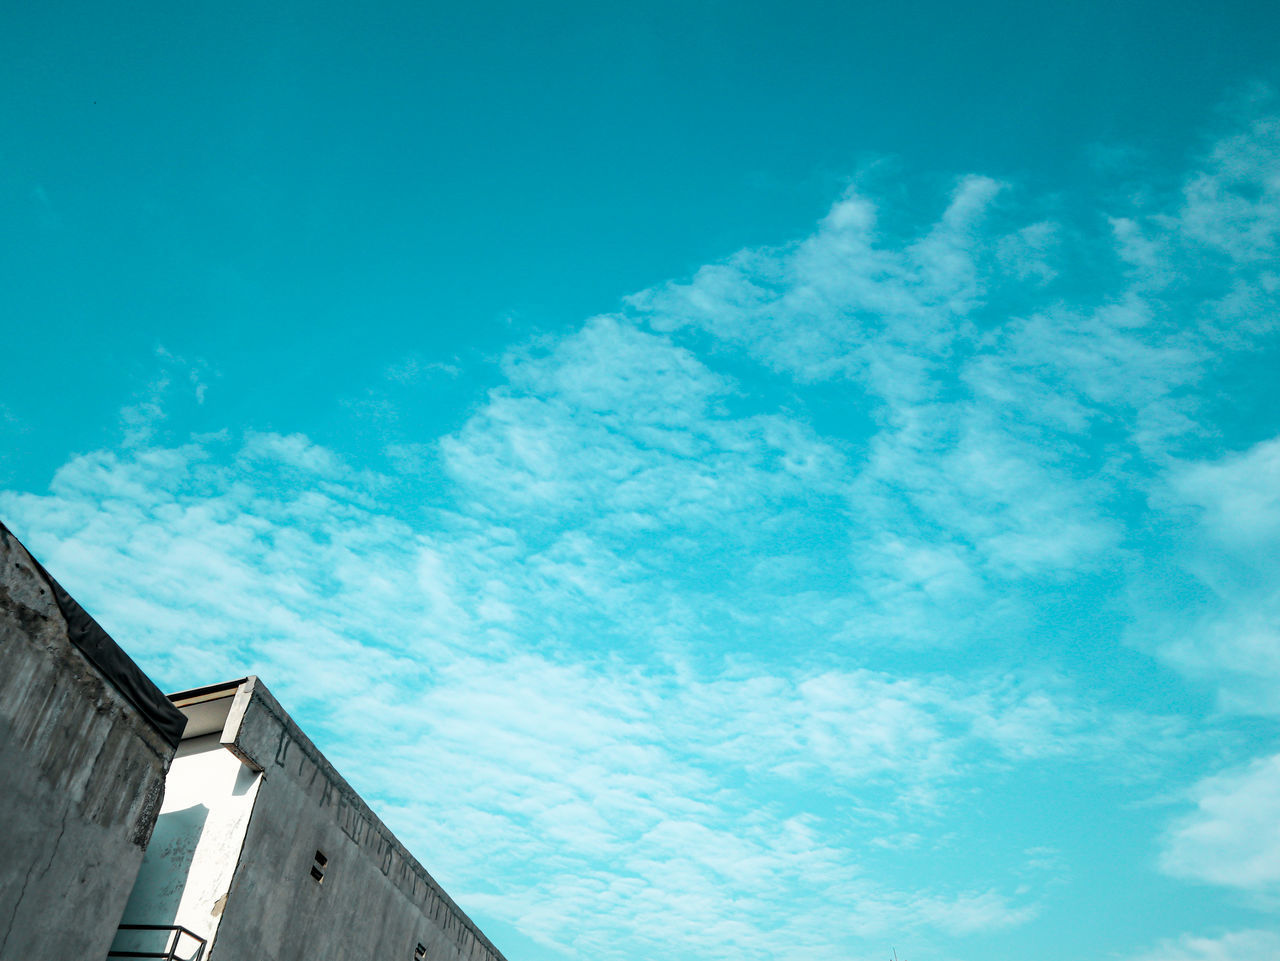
4, 3, 1280, 960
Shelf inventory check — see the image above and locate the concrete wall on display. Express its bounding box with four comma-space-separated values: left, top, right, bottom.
0, 527, 177, 961
207, 678, 510, 961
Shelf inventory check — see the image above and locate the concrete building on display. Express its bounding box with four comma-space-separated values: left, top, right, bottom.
1, 521, 186, 960
1, 522, 513, 961
112, 677, 511, 961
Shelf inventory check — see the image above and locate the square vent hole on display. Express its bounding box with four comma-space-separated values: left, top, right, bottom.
310, 850, 327, 883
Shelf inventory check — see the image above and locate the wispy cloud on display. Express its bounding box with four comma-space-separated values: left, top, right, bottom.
0, 422, 1165, 960
118, 347, 214, 446
1131, 928, 1280, 961
6, 100, 1280, 961
1149, 437, 1280, 717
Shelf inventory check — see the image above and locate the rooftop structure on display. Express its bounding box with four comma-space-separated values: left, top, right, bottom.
112, 677, 511, 961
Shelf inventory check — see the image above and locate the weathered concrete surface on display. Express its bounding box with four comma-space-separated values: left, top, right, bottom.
0, 526, 177, 961
207, 677, 510, 961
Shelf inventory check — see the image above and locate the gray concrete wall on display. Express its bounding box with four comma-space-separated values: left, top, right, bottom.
207, 678, 510, 961
0, 527, 177, 961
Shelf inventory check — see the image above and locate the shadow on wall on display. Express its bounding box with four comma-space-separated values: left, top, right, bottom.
115, 803, 210, 937
231, 763, 256, 798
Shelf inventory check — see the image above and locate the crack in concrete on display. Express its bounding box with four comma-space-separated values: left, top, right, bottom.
0, 855, 40, 957
37, 807, 70, 884
0, 806, 71, 957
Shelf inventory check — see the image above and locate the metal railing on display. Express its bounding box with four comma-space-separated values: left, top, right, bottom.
107, 924, 207, 961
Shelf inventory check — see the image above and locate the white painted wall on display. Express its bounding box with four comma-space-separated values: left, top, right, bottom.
112, 733, 261, 958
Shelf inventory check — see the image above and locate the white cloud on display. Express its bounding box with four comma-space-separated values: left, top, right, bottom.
1179, 117, 1280, 265
1162, 754, 1280, 890
240, 430, 349, 477
995, 220, 1059, 284
629, 176, 1002, 397
627, 174, 1173, 606
1174, 437, 1280, 548
441, 315, 842, 526
1147, 436, 1280, 716
1132, 929, 1280, 961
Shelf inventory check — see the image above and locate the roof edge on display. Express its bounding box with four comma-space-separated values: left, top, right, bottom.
1, 520, 188, 749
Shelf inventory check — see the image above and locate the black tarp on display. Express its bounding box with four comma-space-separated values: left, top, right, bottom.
2, 521, 187, 748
